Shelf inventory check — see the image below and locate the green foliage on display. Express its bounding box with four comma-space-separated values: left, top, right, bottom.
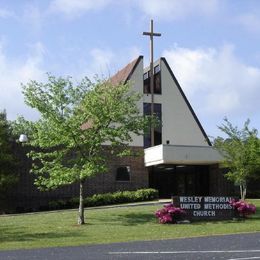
0, 110, 18, 190
16, 74, 157, 223
215, 118, 260, 199
48, 188, 159, 210
18, 75, 153, 191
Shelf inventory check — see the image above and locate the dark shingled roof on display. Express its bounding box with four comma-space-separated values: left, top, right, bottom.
82, 56, 143, 131
109, 56, 143, 85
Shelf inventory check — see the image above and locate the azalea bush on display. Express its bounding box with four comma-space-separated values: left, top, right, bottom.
230, 199, 256, 218
155, 203, 186, 224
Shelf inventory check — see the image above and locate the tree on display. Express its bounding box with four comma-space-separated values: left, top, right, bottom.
214, 118, 260, 200
19, 75, 154, 224
0, 110, 18, 191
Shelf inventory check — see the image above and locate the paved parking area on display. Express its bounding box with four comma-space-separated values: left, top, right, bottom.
0, 232, 260, 260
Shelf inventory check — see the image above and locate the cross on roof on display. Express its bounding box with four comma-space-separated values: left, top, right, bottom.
143, 19, 161, 65
143, 19, 161, 147
143, 19, 161, 38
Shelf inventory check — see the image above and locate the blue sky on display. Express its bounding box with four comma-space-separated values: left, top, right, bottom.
0, 0, 259, 138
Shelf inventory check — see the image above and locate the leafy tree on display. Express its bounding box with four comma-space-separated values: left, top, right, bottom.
19, 75, 154, 224
214, 118, 260, 200
0, 110, 18, 191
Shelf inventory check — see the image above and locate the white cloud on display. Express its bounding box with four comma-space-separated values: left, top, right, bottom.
89, 48, 115, 76
162, 44, 260, 119
135, 0, 219, 20
79, 46, 141, 79
49, 0, 113, 18
0, 41, 46, 121
48, 0, 219, 20
0, 42, 141, 121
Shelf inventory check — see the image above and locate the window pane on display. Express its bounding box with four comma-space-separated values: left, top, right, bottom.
154, 65, 160, 74
154, 103, 162, 145
116, 166, 130, 181
154, 72, 161, 94
143, 68, 161, 94
143, 77, 150, 94
143, 103, 162, 147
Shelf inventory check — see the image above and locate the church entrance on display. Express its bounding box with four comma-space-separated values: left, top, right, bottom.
148, 165, 209, 198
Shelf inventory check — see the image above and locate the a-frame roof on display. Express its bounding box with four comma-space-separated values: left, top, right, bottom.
109, 55, 211, 146
161, 57, 212, 146
109, 56, 143, 85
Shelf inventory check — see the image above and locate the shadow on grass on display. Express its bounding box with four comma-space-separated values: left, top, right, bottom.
113, 212, 155, 226
0, 226, 87, 244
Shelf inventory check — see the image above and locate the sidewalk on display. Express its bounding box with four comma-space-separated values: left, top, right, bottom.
85, 199, 172, 211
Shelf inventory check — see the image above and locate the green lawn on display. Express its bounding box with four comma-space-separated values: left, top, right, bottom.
1, 199, 260, 251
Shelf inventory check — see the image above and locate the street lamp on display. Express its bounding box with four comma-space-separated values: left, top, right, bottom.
19, 134, 28, 143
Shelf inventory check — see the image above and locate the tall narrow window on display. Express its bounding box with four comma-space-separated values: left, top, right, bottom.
154, 103, 162, 145
143, 103, 162, 148
143, 103, 152, 147
154, 65, 161, 94
143, 65, 161, 94
143, 71, 150, 94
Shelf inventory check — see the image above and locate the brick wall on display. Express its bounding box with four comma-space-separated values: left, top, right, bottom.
3, 145, 148, 212
84, 147, 148, 196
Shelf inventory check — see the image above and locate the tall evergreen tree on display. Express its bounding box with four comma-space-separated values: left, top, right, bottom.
0, 110, 17, 190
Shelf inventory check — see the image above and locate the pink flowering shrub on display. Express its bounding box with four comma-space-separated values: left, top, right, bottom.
155, 203, 186, 224
230, 199, 256, 218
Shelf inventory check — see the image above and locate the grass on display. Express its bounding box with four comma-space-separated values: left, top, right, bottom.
0, 199, 260, 251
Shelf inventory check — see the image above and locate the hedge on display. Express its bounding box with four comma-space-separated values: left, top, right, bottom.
48, 188, 159, 210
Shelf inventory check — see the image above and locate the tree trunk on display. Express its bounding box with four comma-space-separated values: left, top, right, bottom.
78, 179, 85, 225
240, 182, 247, 200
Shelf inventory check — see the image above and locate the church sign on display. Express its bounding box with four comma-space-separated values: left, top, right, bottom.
172, 196, 237, 220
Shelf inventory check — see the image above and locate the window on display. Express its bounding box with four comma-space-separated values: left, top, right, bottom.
143, 71, 150, 94
143, 103, 162, 148
154, 64, 160, 74
116, 166, 130, 181
154, 66, 161, 94
143, 65, 161, 94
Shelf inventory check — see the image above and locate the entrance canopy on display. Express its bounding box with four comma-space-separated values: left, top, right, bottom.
144, 144, 223, 167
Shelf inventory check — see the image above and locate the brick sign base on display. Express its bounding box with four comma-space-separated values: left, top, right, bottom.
172, 196, 238, 221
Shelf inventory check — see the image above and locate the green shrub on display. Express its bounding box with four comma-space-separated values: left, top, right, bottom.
69, 197, 79, 208
48, 188, 159, 210
49, 199, 68, 210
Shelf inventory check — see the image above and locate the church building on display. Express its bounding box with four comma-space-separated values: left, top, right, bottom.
106, 55, 228, 198
4, 54, 237, 213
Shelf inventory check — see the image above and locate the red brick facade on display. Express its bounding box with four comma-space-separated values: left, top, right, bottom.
2, 143, 243, 214
3, 145, 148, 212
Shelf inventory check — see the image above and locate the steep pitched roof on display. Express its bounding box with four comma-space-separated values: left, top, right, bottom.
161, 57, 212, 146
109, 56, 143, 85
81, 56, 143, 131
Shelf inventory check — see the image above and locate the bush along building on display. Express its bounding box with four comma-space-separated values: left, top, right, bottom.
2, 55, 240, 214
